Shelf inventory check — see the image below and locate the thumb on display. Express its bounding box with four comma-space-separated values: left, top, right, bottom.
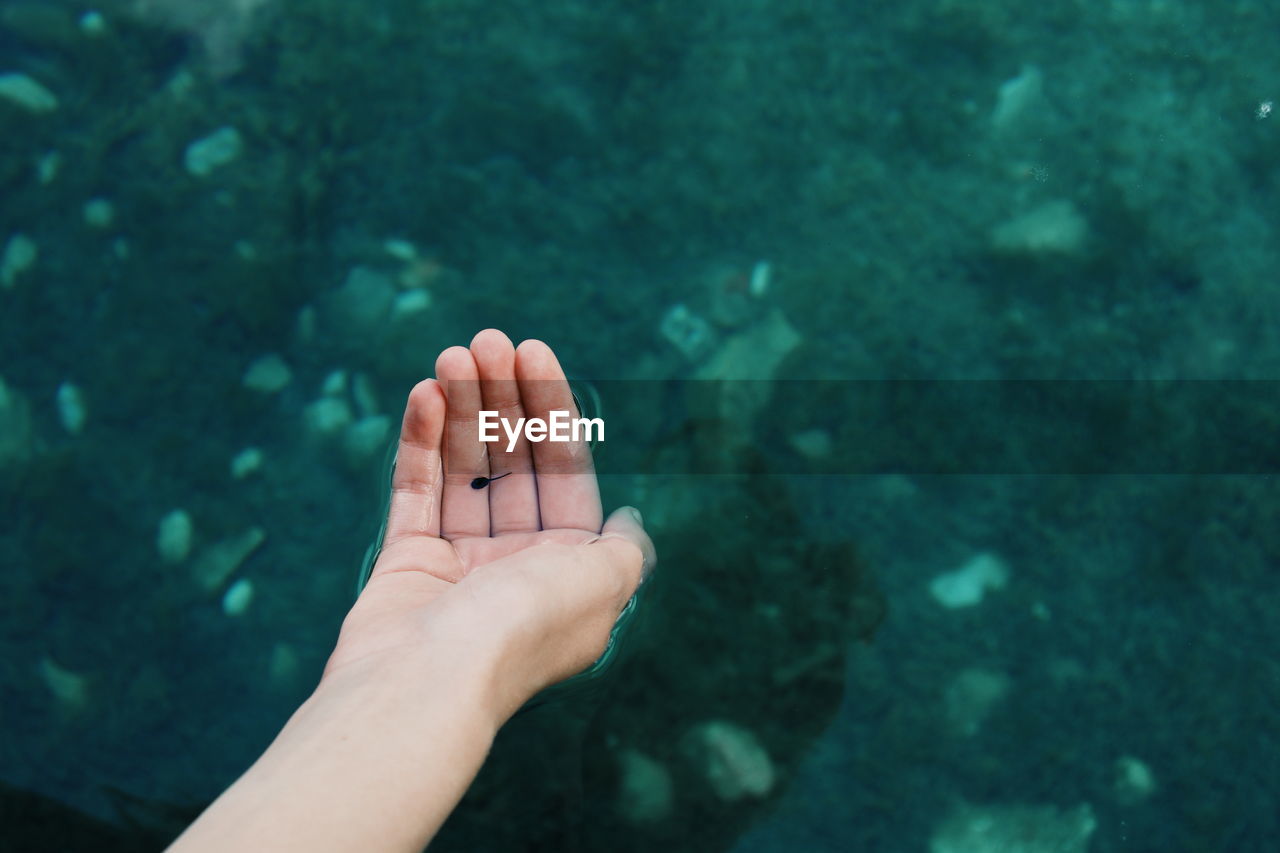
598, 506, 657, 582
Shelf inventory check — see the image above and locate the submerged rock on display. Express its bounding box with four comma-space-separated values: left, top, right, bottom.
683, 720, 775, 802
242, 353, 292, 393
930, 552, 1009, 609
1, 233, 37, 288
221, 577, 254, 616
156, 509, 194, 564
0, 72, 58, 112
615, 749, 674, 824
184, 126, 243, 177
991, 200, 1087, 255
931, 802, 1096, 853
38, 656, 88, 711
944, 667, 1012, 736
56, 381, 86, 435
191, 526, 265, 592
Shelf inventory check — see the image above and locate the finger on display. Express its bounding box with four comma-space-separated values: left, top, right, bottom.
599, 506, 656, 583
515, 339, 603, 531
470, 329, 540, 534
436, 345, 490, 539
382, 379, 446, 547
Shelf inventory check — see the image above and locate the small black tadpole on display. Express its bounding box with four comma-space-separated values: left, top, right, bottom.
470, 472, 512, 489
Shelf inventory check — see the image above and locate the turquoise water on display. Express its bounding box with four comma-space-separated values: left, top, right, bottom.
2, 1, 1279, 850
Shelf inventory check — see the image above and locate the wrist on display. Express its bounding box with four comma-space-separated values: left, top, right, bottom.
174, 634, 508, 853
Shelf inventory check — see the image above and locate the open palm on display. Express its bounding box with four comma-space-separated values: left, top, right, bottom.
324, 331, 646, 686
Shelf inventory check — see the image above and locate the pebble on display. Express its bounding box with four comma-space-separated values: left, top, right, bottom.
230, 447, 264, 479
242, 354, 292, 393
344, 414, 391, 461
992, 199, 1087, 255
56, 381, 87, 434
683, 720, 775, 802
748, 260, 771, 297
392, 289, 432, 319
221, 578, 254, 616
304, 397, 353, 436
156, 509, 195, 564
931, 802, 1096, 853
929, 552, 1009, 609
659, 303, 714, 360
0, 72, 58, 112
184, 126, 244, 177
321, 369, 348, 397
82, 198, 115, 229
789, 428, 832, 459
615, 749, 674, 824
79, 11, 107, 35
38, 656, 87, 710
1, 233, 37, 288
192, 527, 266, 592
36, 151, 61, 184
1114, 755, 1157, 804
269, 642, 299, 686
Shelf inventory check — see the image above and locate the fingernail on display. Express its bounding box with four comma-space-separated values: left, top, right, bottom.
627, 506, 643, 525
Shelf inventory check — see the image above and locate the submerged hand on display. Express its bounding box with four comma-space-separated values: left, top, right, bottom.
324, 330, 654, 720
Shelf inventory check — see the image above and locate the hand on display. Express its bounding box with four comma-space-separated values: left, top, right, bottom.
322, 330, 654, 722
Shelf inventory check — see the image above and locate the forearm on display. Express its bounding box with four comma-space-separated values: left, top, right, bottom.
169, 648, 502, 853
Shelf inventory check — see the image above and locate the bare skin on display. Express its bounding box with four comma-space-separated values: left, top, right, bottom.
169, 330, 654, 853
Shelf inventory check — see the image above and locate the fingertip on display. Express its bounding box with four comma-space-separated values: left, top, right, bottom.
471, 330, 518, 382
402, 378, 445, 441
515, 338, 564, 380
601, 505, 656, 579
435, 345, 477, 383
471, 328, 515, 355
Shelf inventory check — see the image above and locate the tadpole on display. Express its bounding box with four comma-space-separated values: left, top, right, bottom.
470, 472, 512, 489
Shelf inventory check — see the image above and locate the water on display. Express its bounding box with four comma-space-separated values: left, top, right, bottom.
2, 0, 1279, 850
